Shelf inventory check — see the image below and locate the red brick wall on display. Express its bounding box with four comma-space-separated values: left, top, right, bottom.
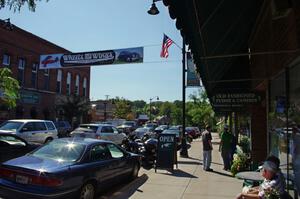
0, 21, 90, 120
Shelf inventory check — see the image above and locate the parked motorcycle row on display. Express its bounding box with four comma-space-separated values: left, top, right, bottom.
120, 125, 197, 168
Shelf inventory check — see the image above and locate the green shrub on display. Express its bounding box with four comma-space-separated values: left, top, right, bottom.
231, 146, 249, 176
239, 135, 250, 154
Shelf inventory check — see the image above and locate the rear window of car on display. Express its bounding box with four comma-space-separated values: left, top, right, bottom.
46, 122, 56, 130
32, 140, 85, 162
79, 125, 98, 132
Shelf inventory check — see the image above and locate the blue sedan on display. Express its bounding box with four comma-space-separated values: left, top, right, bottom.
0, 138, 141, 199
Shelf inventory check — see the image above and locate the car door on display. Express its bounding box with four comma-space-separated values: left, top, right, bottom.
86, 144, 119, 186
106, 143, 132, 177
31, 122, 48, 143
45, 121, 58, 139
18, 122, 35, 142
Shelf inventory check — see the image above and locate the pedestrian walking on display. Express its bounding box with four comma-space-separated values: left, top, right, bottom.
219, 125, 233, 171
202, 125, 213, 171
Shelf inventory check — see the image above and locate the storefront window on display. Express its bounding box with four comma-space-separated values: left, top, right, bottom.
269, 72, 287, 168
289, 64, 300, 193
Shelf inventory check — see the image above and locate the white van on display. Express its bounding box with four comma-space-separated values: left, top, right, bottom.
0, 119, 58, 144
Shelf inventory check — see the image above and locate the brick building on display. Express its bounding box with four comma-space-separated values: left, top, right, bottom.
0, 19, 90, 122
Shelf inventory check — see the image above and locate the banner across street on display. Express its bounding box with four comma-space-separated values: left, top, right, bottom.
39, 47, 144, 69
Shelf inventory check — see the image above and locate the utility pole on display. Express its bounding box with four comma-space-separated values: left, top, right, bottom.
104, 95, 109, 121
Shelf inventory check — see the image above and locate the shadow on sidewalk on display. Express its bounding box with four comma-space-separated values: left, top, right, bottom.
160, 169, 198, 178
186, 157, 201, 161
210, 170, 234, 178
99, 174, 149, 199
177, 160, 202, 165
211, 161, 223, 166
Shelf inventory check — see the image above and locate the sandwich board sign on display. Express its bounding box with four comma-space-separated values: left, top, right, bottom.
155, 133, 177, 172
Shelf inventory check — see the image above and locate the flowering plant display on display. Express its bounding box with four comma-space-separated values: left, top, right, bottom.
264, 187, 280, 199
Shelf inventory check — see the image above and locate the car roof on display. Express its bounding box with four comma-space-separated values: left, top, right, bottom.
79, 123, 112, 127
8, 119, 53, 123
57, 137, 113, 145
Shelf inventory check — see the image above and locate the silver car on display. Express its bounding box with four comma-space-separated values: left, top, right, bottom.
0, 119, 58, 144
70, 123, 127, 145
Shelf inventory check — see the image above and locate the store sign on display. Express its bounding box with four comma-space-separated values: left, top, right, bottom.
20, 91, 40, 104
186, 52, 201, 87
212, 92, 261, 108
39, 47, 144, 69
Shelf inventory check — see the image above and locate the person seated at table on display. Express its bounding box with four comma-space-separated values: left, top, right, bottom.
236, 155, 286, 199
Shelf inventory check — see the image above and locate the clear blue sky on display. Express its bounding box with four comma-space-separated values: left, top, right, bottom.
0, 0, 199, 102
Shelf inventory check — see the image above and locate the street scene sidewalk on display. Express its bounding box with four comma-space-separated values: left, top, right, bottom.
102, 133, 242, 199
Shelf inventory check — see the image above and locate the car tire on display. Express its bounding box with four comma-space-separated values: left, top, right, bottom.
79, 182, 95, 199
130, 163, 139, 181
44, 137, 53, 144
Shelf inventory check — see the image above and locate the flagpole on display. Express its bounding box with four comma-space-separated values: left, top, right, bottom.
180, 35, 188, 158
172, 41, 182, 50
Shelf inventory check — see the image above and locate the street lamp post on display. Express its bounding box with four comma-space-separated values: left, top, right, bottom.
147, 0, 188, 157
149, 96, 159, 123
180, 36, 188, 157
104, 95, 109, 122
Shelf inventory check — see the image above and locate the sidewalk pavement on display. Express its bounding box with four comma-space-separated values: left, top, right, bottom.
104, 132, 243, 199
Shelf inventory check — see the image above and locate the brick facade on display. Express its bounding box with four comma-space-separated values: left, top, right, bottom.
0, 19, 90, 121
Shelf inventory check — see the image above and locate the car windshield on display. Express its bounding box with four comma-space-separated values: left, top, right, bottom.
0, 121, 23, 132
31, 140, 85, 162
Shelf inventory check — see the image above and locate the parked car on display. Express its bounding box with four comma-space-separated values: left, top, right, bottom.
54, 121, 72, 138
117, 51, 141, 62
144, 123, 158, 131
162, 129, 183, 144
154, 125, 169, 134
70, 123, 126, 145
186, 127, 201, 139
0, 138, 141, 199
0, 133, 40, 163
130, 127, 153, 139
117, 121, 137, 134
0, 119, 58, 144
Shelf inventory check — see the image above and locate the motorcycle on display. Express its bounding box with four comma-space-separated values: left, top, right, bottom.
138, 137, 158, 167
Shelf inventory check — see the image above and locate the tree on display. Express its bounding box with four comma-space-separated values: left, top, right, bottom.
186, 90, 215, 128
58, 95, 90, 126
0, 68, 20, 108
113, 97, 132, 119
0, 0, 48, 11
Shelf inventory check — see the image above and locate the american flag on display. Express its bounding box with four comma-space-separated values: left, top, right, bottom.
160, 34, 174, 58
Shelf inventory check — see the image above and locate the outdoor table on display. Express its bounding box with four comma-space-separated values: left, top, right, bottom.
235, 171, 264, 187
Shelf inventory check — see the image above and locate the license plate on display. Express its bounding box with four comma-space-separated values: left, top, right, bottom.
16, 175, 29, 184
